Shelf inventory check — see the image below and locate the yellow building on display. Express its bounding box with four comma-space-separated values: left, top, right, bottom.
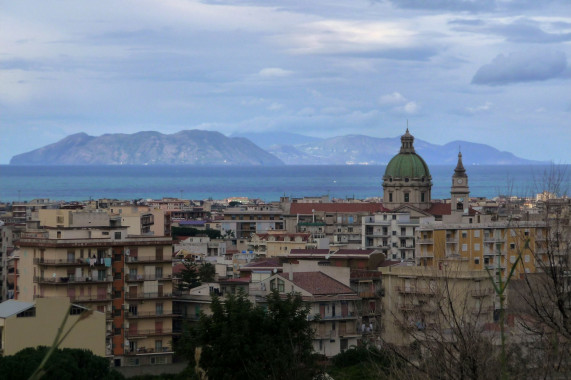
248, 232, 315, 257
0, 297, 105, 356
16, 209, 175, 367
416, 220, 546, 278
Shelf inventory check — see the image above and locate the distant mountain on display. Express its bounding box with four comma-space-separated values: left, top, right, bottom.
267, 134, 546, 165
230, 131, 323, 149
10, 130, 284, 166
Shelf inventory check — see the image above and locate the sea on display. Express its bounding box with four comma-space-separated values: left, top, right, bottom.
0, 165, 569, 203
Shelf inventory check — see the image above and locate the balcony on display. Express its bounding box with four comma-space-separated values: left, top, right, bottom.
484, 236, 505, 243
69, 295, 111, 303
124, 347, 173, 356
446, 238, 458, 244
394, 286, 436, 296
125, 292, 173, 301
125, 274, 173, 282
125, 256, 171, 264
418, 239, 433, 245
470, 289, 494, 298
311, 312, 358, 321
124, 329, 180, 339
34, 275, 112, 284
34, 258, 106, 267
126, 310, 179, 319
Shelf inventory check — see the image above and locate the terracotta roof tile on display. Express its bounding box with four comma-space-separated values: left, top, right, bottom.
279, 272, 356, 296
290, 203, 388, 215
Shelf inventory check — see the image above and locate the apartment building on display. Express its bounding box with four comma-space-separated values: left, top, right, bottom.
248, 232, 316, 257
362, 213, 418, 261
221, 205, 285, 239
16, 209, 175, 367
380, 264, 495, 346
415, 220, 547, 278
287, 203, 387, 249
256, 266, 361, 357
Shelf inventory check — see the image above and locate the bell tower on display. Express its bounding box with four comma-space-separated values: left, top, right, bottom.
451, 152, 469, 214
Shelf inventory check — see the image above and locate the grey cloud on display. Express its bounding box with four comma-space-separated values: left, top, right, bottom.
329, 46, 439, 61
471, 50, 568, 85
448, 19, 485, 26
450, 18, 571, 44
387, 0, 563, 12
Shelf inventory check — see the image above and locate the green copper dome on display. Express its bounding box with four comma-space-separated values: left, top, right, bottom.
384, 153, 431, 179
383, 129, 431, 179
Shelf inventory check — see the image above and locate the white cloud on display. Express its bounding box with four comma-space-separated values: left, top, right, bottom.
267, 102, 283, 111
379, 92, 408, 105
466, 101, 493, 113
258, 67, 293, 77
379, 92, 419, 114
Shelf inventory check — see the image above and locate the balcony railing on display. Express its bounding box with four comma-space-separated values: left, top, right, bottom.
125, 274, 172, 282
124, 329, 180, 338
34, 258, 107, 267
125, 292, 173, 300
124, 347, 173, 355
125, 256, 171, 264
395, 286, 436, 295
470, 289, 494, 298
34, 275, 112, 284
418, 239, 433, 244
126, 310, 179, 319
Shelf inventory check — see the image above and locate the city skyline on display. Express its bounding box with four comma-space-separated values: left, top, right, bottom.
1, 0, 570, 164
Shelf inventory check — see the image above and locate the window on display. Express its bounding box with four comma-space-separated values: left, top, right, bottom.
156, 303, 164, 316
510, 256, 516, 264
155, 340, 163, 352
474, 243, 480, 251
401, 227, 406, 236
129, 304, 138, 316
404, 193, 409, 203
462, 231, 467, 238
114, 328, 121, 335
462, 244, 468, 252
474, 230, 480, 238
155, 267, 163, 279
421, 192, 425, 202
392, 215, 396, 220
114, 308, 122, 317
474, 257, 480, 265
510, 243, 515, 250
524, 255, 530, 263
404, 177, 409, 182
389, 193, 393, 202
392, 231, 397, 236
102, 231, 109, 236
278, 279, 285, 293
115, 232, 122, 239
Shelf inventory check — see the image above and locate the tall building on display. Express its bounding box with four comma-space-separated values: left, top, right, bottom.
16, 209, 175, 367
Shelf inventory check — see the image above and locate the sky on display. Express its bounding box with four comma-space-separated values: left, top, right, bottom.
1, 0, 570, 164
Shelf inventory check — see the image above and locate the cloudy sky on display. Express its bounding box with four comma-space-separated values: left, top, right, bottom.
1, 0, 570, 164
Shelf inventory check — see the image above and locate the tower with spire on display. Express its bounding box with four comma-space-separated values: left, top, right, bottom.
451, 151, 470, 215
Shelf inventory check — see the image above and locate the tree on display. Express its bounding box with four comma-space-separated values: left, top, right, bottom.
177, 261, 201, 291
179, 290, 322, 380
507, 165, 571, 377
0, 347, 124, 380
198, 262, 216, 283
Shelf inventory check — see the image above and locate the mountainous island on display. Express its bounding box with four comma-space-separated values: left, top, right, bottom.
10, 129, 545, 166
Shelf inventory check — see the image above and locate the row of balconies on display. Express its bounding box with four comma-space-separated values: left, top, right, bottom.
124, 347, 173, 356
125, 310, 179, 319
125, 292, 173, 301
125, 274, 172, 282
125, 256, 171, 264
34, 258, 108, 266
394, 286, 436, 295
34, 275, 112, 284
124, 329, 180, 339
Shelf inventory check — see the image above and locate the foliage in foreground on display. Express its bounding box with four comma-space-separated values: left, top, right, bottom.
327, 344, 403, 380
0, 346, 124, 380
178, 290, 323, 380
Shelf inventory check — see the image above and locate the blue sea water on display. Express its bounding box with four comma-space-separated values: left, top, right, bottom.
0, 165, 568, 202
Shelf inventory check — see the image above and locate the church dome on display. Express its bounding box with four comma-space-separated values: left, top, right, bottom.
384, 153, 430, 179
383, 129, 430, 179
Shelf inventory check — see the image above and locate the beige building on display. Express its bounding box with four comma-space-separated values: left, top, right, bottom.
248, 232, 315, 257
16, 209, 175, 367
380, 264, 495, 346
0, 297, 105, 356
